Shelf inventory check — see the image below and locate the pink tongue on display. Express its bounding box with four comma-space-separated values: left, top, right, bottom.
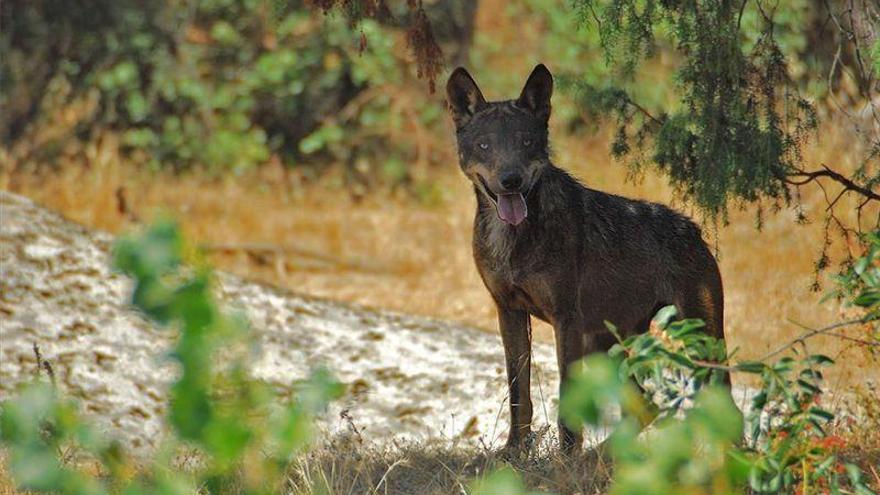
497, 193, 527, 226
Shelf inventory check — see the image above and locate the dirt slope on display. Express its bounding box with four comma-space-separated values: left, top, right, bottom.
0, 191, 562, 452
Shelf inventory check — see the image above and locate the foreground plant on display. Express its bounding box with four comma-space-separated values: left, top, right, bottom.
0, 221, 343, 494
573, 316, 873, 494
471, 324, 872, 495
559, 232, 880, 494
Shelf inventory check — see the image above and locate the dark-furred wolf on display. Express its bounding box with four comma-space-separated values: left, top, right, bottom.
446, 64, 726, 452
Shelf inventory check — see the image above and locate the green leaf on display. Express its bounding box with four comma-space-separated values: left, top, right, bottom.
9, 448, 65, 490
210, 21, 241, 45
853, 291, 880, 307
652, 305, 678, 328
772, 357, 796, 372
807, 407, 835, 422
663, 350, 697, 369
560, 354, 629, 428
298, 125, 344, 154
691, 386, 744, 443
470, 467, 539, 495
736, 361, 766, 374
797, 379, 821, 395
296, 367, 345, 415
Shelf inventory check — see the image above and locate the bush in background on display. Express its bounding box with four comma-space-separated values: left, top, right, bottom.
1, 0, 455, 180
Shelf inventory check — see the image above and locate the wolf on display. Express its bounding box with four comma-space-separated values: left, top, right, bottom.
446, 64, 726, 452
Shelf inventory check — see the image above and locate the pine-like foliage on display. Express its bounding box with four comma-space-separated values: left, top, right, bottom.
569, 0, 820, 224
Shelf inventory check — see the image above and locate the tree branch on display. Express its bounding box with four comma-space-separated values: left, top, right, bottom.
786, 164, 880, 202
758, 317, 877, 362
680, 317, 877, 374
625, 96, 664, 126
200, 242, 391, 273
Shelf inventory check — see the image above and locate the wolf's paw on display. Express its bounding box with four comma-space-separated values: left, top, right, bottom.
496, 444, 525, 462
497, 431, 536, 460
587, 437, 613, 462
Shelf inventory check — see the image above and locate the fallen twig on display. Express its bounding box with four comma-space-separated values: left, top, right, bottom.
200, 242, 392, 274
760, 318, 878, 362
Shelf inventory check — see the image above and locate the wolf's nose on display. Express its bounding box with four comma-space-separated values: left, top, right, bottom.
500, 172, 523, 191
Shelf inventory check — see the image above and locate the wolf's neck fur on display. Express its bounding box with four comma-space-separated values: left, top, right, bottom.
477, 205, 518, 260
475, 164, 581, 260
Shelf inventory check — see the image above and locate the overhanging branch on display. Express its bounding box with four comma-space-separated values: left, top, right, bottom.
786, 164, 880, 202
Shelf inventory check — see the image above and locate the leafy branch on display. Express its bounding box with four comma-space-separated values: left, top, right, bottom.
786, 165, 880, 204
568, 0, 879, 267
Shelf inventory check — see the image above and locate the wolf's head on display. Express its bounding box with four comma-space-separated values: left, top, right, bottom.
446, 64, 553, 226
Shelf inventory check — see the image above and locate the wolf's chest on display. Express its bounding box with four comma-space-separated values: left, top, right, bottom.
481, 217, 517, 261
477, 255, 559, 323
475, 230, 550, 298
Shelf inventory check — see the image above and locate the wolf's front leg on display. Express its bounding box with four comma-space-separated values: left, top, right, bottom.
498, 306, 532, 450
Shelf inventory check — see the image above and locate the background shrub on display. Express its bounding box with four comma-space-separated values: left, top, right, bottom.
1, 0, 464, 177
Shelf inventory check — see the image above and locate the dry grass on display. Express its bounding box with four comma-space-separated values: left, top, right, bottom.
286, 435, 611, 495
0, 436, 611, 495
2, 416, 877, 494
0, 467, 27, 495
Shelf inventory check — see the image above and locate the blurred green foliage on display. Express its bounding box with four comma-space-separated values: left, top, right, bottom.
469, 468, 545, 495
561, 325, 748, 494
1, 221, 343, 494
560, 308, 875, 494
826, 230, 880, 323
1, 0, 445, 178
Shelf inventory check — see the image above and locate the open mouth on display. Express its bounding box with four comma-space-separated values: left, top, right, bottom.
477, 176, 528, 226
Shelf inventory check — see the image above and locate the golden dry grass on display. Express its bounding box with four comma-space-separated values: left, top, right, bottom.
286, 435, 612, 495
0, 469, 24, 495
2, 418, 877, 494
0, 437, 613, 495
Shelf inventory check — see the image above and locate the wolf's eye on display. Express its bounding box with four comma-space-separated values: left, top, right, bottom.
522, 139, 532, 147
478, 142, 489, 150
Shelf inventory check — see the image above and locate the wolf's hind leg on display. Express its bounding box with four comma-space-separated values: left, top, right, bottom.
675, 280, 729, 386
555, 318, 594, 453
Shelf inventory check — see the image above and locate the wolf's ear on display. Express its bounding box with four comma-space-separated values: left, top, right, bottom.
517, 64, 553, 120
446, 67, 487, 127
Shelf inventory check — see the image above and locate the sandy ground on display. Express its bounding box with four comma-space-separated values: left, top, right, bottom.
0, 191, 565, 453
